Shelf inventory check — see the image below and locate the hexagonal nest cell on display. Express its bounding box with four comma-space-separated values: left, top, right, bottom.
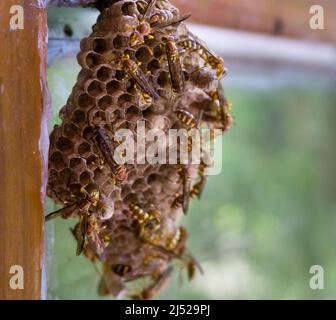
47, 0, 232, 300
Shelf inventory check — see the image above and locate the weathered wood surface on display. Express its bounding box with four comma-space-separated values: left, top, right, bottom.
0, 0, 49, 299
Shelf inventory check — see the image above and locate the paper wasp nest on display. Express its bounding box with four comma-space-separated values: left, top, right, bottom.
47, 0, 232, 299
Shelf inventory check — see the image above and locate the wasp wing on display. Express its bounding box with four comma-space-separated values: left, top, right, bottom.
45, 202, 78, 222
88, 231, 107, 261
166, 42, 185, 93
182, 166, 191, 215
197, 176, 207, 199
187, 255, 204, 281
152, 13, 191, 30
129, 67, 160, 101
141, 0, 157, 22
217, 83, 233, 131
94, 128, 118, 173
76, 214, 87, 256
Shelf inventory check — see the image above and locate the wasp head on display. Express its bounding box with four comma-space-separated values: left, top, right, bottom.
81, 183, 100, 206
149, 14, 159, 26
130, 32, 145, 47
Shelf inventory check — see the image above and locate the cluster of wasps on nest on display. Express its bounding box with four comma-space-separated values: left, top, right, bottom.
46, 0, 233, 299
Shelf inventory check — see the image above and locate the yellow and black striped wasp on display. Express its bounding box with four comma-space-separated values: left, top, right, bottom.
93, 127, 128, 183
46, 183, 109, 258
163, 35, 185, 94
131, 0, 191, 46
178, 33, 226, 79
105, 53, 160, 102
130, 266, 173, 300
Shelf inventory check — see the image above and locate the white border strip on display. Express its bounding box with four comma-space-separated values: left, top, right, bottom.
188, 23, 336, 70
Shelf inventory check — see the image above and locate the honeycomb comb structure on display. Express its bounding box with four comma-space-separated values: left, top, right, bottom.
47, 0, 232, 299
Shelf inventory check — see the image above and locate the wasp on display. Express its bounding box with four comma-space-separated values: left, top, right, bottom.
190, 179, 206, 200
175, 231, 204, 282
130, 0, 156, 46
175, 109, 198, 130
164, 226, 185, 256
98, 262, 127, 297
105, 53, 159, 102
69, 213, 106, 258
178, 36, 226, 78
129, 204, 175, 256
97, 277, 110, 296
171, 192, 189, 214
184, 254, 204, 281
149, 9, 181, 27
111, 264, 132, 277
166, 227, 203, 281
172, 165, 191, 214
166, 226, 188, 256
70, 223, 98, 262
124, 57, 160, 101
207, 84, 233, 132
158, 226, 189, 261
190, 160, 208, 199
187, 110, 203, 152
216, 83, 233, 132
144, 211, 161, 231
93, 127, 127, 183
70, 223, 82, 242
142, 252, 170, 268
130, 266, 173, 300
198, 159, 208, 178
45, 183, 100, 222
163, 36, 185, 94
70, 215, 106, 260
131, 0, 191, 46
171, 194, 183, 210
46, 184, 111, 257
151, 12, 191, 29
165, 226, 182, 252
129, 203, 161, 233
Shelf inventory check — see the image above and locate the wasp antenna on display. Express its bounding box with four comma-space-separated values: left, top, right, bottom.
182, 201, 189, 215
196, 110, 204, 129
45, 202, 76, 222
183, 13, 192, 21
45, 209, 63, 222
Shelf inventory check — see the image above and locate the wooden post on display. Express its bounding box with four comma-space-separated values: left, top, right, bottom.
0, 0, 49, 299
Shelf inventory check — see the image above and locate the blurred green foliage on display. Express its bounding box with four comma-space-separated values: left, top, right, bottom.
46, 8, 336, 300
